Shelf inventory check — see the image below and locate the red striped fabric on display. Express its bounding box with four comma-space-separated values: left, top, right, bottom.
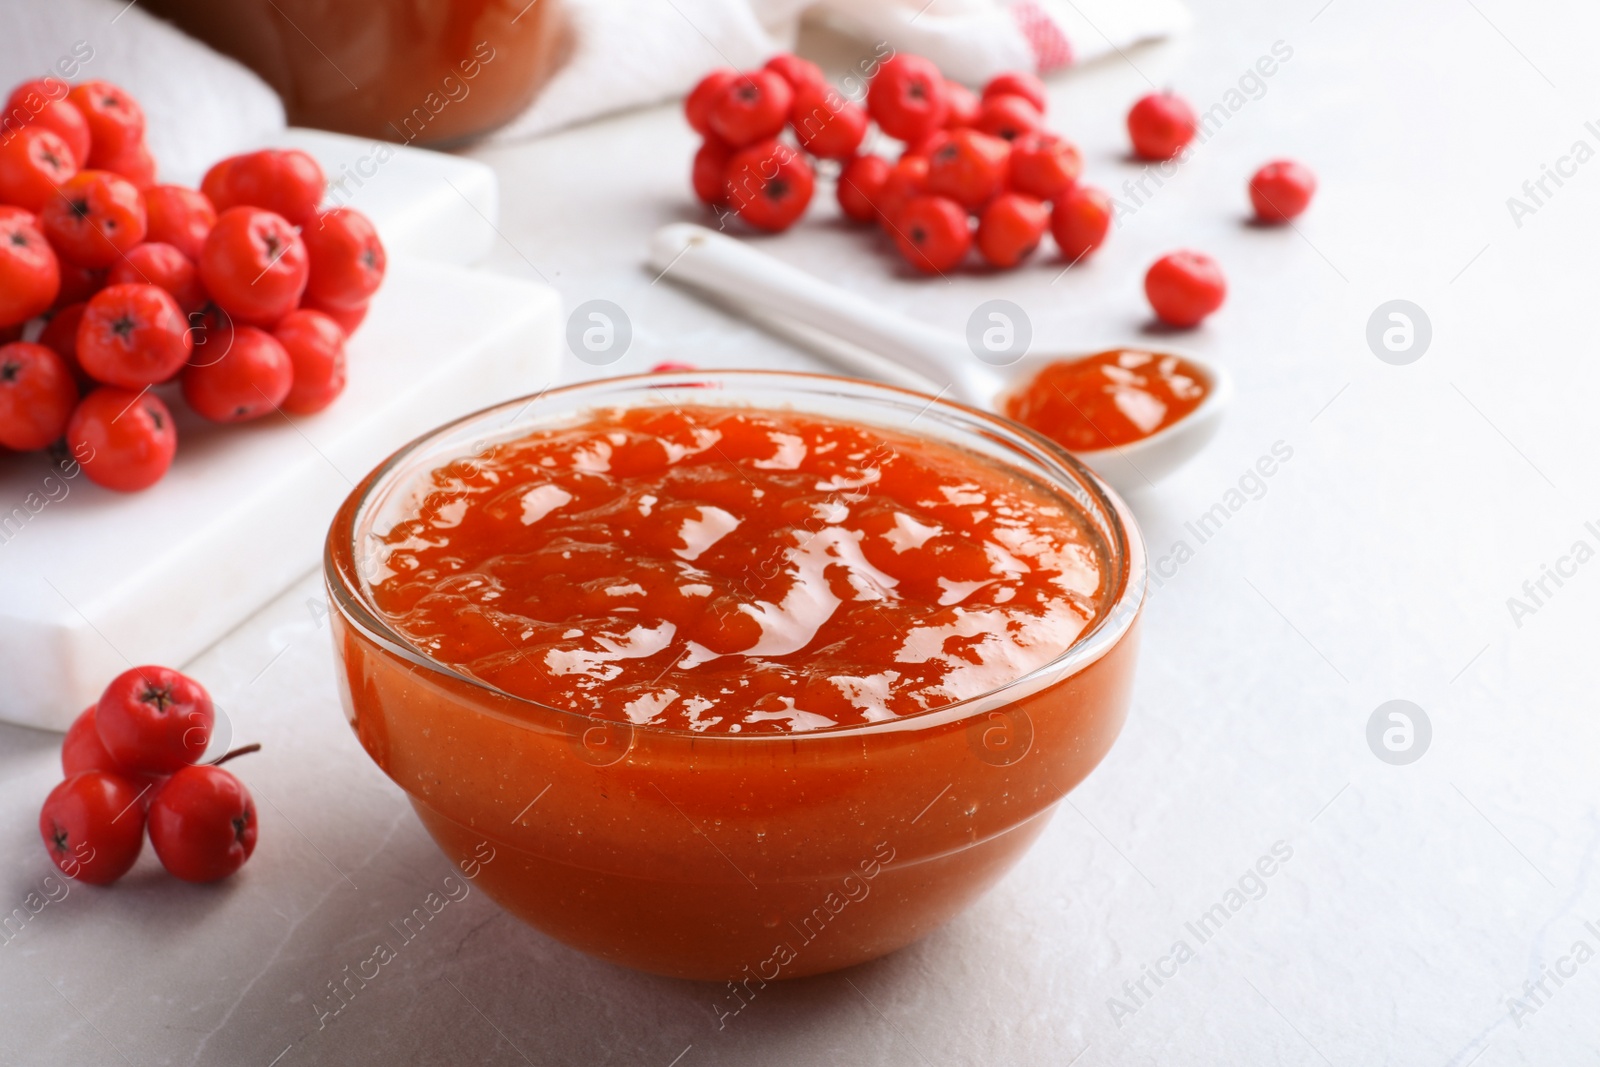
1011, 1, 1074, 72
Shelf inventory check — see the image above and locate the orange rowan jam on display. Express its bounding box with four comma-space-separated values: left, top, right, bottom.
369, 404, 1107, 733
1005, 349, 1208, 451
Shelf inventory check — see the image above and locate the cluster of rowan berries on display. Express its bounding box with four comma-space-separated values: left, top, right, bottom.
684, 52, 1317, 327
0, 78, 386, 491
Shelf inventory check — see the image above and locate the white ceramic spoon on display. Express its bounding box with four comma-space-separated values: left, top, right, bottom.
648, 223, 1231, 495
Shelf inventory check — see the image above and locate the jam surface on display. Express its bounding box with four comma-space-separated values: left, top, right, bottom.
369, 405, 1106, 733
1005, 349, 1208, 451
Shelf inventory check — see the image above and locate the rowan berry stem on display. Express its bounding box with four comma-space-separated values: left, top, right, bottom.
211, 742, 262, 767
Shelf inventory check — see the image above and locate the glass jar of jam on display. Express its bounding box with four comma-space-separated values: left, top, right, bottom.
142, 0, 567, 145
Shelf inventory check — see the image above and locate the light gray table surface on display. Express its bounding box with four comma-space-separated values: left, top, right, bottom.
4, 1, 1600, 1063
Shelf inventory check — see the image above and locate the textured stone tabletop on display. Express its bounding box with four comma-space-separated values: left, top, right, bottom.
4, 1, 1600, 1063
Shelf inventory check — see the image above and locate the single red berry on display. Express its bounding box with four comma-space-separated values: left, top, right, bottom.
867, 54, 949, 142
898, 129, 943, 161
0, 341, 77, 450
203, 149, 325, 227
1128, 92, 1197, 161
894, 195, 971, 273
707, 71, 794, 149
837, 153, 892, 223
78, 283, 192, 387
764, 53, 826, 92
1050, 184, 1112, 263
96, 666, 215, 774
691, 137, 732, 207
1008, 133, 1082, 201
199, 207, 309, 326
62, 705, 164, 801
725, 140, 815, 231
1249, 159, 1317, 223
199, 156, 235, 209
185, 302, 236, 370
943, 80, 981, 128
66, 81, 146, 168
974, 94, 1042, 142
39, 771, 147, 885
301, 295, 367, 337
0, 211, 60, 326
875, 155, 930, 232
182, 324, 292, 421
789, 83, 869, 160
67, 387, 178, 492
108, 243, 205, 313
5, 78, 91, 167
924, 128, 1011, 210
273, 309, 347, 415
685, 69, 740, 136
98, 139, 157, 191
38, 302, 89, 382
976, 192, 1048, 269
301, 207, 386, 310
1145, 250, 1226, 327
53, 261, 105, 311
0, 125, 78, 213
982, 72, 1048, 113
141, 184, 216, 261
148, 765, 257, 883
39, 169, 148, 269
61, 707, 108, 775
63, 705, 127, 776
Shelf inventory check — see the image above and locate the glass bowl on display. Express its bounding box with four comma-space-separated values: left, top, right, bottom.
324, 371, 1145, 981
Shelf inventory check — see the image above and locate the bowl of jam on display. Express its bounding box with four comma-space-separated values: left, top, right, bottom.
325, 371, 1146, 980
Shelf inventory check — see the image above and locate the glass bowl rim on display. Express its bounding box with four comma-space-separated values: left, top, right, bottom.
324, 369, 1147, 741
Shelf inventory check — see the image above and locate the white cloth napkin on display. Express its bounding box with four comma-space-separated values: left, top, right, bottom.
0, 0, 1187, 152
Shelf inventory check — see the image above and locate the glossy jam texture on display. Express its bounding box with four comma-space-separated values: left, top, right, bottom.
368, 405, 1107, 733
1005, 349, 1208, 451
